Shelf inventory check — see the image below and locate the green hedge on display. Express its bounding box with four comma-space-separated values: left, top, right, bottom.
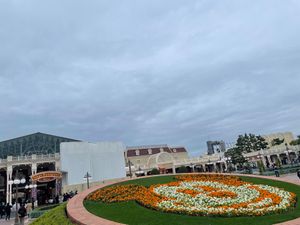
30, 203, 73, 225
30, 204, 60, 218
30, 210, 45, 219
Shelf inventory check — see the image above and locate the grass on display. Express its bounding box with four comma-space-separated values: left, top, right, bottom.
30, 203, 73, 225
84, 175, 300, 225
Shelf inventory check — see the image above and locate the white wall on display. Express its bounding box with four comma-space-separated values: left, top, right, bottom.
60, 142, 126, 185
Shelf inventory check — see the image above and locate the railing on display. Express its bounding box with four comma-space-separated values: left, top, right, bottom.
3, 153, 59, 163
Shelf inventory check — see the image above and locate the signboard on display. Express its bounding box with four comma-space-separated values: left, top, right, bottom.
31, 171, 62, 183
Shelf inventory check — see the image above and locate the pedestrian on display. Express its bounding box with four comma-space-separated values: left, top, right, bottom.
297, 169, 300, 179
5, 203, 11, 220
18, 203, 27, 225
26, 201, 32, 217
55, 195, 59, 204
274, 166, 280, 177
31, 198, 35, 211
0, 202, 5, 219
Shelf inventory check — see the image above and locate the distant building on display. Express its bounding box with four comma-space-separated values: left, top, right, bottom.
262, 132, 294, 147
125, 145, 189, 171
207, 141, 226, 155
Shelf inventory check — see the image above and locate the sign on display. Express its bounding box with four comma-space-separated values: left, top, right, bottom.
31, 171, 62, 183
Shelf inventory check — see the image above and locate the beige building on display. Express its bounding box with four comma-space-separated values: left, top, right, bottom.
262, 132, 294, 147
125, 145, 189, 172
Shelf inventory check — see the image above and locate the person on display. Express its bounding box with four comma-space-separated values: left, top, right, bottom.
18, 204, 27, 225
297, 169, 300, 179
0, 202, 5, 219
55, 195, 59, 204
31, 198, 35, 211
274, 166, 280, 177
25, 201, 32, 217
5, 203, 11, 220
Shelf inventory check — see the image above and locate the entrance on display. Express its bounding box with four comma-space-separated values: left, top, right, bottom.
36, 180, 56, 205
31, 170, 62, 205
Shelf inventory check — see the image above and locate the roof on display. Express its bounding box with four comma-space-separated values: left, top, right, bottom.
0, 132, 80, 159
126, 146, 187, 157
0, 132, 79, 144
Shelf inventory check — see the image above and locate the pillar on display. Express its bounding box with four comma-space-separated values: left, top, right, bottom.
31, 163, 37, 202
172, 165, 176, 174
6, 166, 12, 204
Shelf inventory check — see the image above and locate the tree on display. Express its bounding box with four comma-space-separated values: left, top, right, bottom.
235, 133, 268, 153
224, 147, 247, 167
257, 160, 265, 175
290, 135, 300, 146
271, 138, 285, 146
150, 168, 160, 175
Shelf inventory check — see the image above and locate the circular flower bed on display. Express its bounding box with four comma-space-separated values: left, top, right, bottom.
87, 174, 296, 217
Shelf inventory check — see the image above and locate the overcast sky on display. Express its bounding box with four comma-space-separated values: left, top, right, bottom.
1, 0, 300, 156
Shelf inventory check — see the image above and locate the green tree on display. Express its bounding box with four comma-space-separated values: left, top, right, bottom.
224, 147, 247, 167
257, 160, 265, 175
150, 168, 160, 175
236, 133, 268, 153
271, 138, 285, 146
290, 135, 300, 146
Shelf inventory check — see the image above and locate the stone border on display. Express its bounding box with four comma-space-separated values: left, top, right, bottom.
67, 173, 300, 225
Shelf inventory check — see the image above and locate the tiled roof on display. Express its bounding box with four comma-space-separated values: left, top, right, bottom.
126, 146, 187, 157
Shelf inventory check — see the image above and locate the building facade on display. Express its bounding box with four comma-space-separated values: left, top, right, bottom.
0, 132, 78, 204
125, 145, 189, 173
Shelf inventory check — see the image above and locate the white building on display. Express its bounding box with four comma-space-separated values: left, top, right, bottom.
60, 142, 126, 186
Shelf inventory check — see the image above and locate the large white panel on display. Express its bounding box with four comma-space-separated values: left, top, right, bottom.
60, 142, 126, 185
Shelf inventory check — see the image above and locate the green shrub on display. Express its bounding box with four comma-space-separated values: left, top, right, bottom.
150, 168, 160, 175
30, 203, 73, 225
30, 210, 45, 219
38, 204, 59, 211
30, 204, 60, 219
257, 161, 265, 175
177, 166, 188, 173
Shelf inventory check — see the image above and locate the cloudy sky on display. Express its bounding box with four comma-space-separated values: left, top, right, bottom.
1, 0, 300, 155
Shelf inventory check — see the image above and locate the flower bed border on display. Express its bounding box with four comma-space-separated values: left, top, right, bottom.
66, 173, 300, 225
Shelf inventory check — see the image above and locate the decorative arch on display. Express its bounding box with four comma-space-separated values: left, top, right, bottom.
147, 152, 174, 169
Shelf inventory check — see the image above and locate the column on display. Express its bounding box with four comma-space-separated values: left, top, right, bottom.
6, 166, 12, 204
267, 155, 272, 164
172, 165, 176, 174
31, 163, 37, 202
213, 163, 217, 172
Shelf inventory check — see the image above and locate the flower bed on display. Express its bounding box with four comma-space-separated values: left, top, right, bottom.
86, 174, 296, 217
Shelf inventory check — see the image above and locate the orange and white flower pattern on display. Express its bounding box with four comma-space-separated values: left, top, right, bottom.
87, 174, 296, 217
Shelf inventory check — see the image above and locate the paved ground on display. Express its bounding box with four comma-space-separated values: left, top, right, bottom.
0, 218, 30, 225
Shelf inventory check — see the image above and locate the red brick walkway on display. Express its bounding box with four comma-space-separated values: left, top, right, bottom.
66, 173, 300, 225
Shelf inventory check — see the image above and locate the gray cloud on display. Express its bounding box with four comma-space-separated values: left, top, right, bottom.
1, 0, 300, 155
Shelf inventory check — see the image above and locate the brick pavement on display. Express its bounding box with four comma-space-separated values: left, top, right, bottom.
66, 173, 300, 225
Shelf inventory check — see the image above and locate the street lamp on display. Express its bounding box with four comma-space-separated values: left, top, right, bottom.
25, 184, 37, 189
83, 172, 92, 189
8, 172, 26, 225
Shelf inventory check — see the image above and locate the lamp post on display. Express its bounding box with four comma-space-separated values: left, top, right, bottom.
128, 160, 132, 178
8, 171, 26, 225
83, 172, 92, 189
25, 183, 38, 202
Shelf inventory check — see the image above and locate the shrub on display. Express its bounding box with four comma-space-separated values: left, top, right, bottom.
257, 161, 265, 175
30, 203, 73, 225
150, 168, 160, 175
177, 166, 188, 173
